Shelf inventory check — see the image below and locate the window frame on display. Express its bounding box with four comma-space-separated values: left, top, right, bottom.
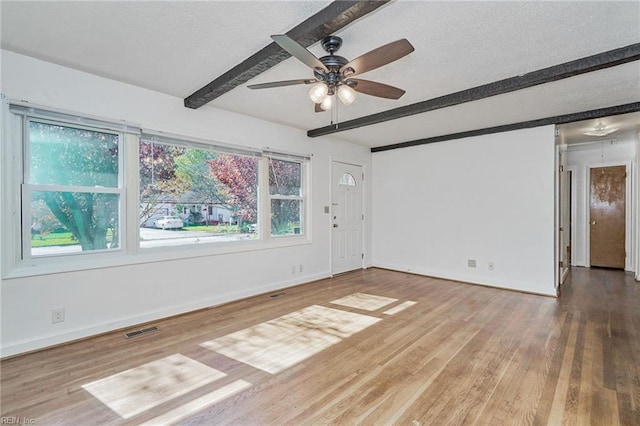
21, 117, 126, 260
1, 100, 312, 278
137, 132, 263, 251
267, 155, 307, 237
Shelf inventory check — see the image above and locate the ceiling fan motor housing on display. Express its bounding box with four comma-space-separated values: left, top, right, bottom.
320, 35, 343, 54
316, 36, 350, 87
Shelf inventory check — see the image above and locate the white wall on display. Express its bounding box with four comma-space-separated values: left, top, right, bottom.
371, 126, 557, 296
0, 50, 372, 357
565, 134, 637, 270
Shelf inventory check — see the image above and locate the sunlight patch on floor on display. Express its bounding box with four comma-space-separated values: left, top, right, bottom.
82, 354, 226, 419
200, 305, 380, 374
139, 379, 252, 426
330, 293, 398, 311
383, 301, 418, 315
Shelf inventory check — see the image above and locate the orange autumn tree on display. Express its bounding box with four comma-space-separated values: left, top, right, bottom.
210, 155, 301, 233
209, 155, 259, 225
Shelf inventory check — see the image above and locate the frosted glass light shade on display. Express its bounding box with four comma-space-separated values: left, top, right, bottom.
308, 83, 329, 103
320, 95, 333, 111
338, 85, 357, 105
583, 122, 618, 137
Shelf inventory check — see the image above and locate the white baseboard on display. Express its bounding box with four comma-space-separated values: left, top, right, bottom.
372, 262, 556, 297
1, 271, 331, 358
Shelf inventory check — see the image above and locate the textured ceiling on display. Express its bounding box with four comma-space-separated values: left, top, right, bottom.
2, 1, 639, 148
0, 1, 332, 97
559, 111, 640, 145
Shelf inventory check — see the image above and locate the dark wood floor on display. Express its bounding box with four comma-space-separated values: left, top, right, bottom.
1, 267, 638, 425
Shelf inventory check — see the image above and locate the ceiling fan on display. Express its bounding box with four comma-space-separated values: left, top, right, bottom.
248, 34, 414, 111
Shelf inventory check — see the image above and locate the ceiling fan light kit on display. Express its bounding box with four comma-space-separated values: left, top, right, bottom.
320, 94, 333, 111
309, 83, 329, 103
248, 34, 414, 112
337, 85, 357, 105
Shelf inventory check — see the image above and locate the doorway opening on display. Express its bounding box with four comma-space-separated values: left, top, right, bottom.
556, 113, 639, 286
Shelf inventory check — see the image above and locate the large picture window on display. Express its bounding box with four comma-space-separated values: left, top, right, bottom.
24, 120, 123, 257
4, 103, 310, 275
138, 137, 260, 248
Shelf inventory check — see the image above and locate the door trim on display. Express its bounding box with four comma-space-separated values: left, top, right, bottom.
559, 169, 572, 284
330, 158, 366, 276
568, 166, 577, 267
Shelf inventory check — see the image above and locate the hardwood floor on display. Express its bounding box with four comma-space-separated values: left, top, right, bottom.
1, 267, 639, 425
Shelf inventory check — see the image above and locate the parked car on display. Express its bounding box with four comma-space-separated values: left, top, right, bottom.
154, 216, 183, 230
142, 213, 167, 228
248, 224, 258, 233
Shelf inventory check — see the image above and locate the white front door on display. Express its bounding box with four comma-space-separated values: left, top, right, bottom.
331, 162, 363, 275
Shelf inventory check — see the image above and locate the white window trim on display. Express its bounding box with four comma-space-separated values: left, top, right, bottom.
21, 185, 126, 260
9, 106, 133, 271
137, 132, 263, 252
143, 130, 262, 158
23, 117, 127, 260
266, 155, 308, 237
1, 100, 312, 279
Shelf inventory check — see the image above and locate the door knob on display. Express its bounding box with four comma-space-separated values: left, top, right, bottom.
590, 221, 597, 225
333, 224, 338, 228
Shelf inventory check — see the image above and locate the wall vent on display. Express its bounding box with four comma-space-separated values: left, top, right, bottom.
269, 292, 286, 298
125, 326, 158, 339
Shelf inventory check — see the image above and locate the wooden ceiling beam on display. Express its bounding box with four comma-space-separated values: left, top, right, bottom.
184, 1, 390, 109
308, 43, 640, 137
371, 102, 640, 153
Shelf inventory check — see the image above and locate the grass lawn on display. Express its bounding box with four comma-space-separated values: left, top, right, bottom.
31, 232, 77, 247
31, 231, 113, 247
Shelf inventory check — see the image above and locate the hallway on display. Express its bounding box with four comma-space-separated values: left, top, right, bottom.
554, 266, 639, 425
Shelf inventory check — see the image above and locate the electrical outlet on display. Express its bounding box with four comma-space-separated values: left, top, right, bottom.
488, 262, 495, 271
52, 307, 65, 323
467, 259, 477, 268
299, 264, 303, 273
291, 265, 296, 274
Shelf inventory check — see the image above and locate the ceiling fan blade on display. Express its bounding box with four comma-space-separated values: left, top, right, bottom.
271, 35, 328, 72
248, 79, 317, 89
348, 78, 406, 99
340, 39, 414, 76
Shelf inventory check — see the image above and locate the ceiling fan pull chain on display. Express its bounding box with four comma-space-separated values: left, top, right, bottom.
329, 100, 337, 126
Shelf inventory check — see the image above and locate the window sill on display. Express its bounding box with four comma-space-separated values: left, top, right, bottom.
3, 236, 311, 279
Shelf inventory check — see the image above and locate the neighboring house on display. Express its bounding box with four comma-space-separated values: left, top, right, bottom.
140, 190, 235, 227
141, 202, 234, 227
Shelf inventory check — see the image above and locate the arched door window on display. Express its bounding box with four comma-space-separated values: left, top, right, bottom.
339, 173, 356, 187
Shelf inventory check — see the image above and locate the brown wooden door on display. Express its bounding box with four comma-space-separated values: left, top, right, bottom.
589, 165, 626, 268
